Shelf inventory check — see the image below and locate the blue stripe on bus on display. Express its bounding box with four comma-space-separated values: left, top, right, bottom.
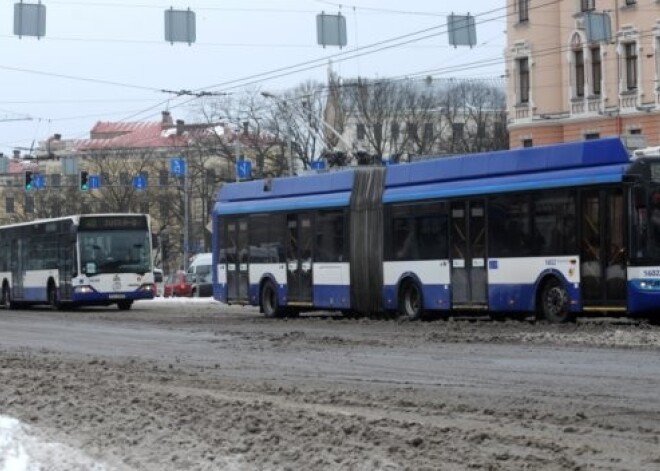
383, 284, 451, 311
488, 282, 581, 312
384, 166, 625, 203
215, 191, 351, 215
313, 285, 351, 309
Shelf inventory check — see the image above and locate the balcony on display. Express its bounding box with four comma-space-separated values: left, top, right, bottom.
619, 91, 638, 111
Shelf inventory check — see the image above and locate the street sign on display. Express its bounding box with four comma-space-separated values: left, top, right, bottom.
33, 173, 45, 189
170, 157, 186, 177
88, 175, 101, 190
236, 160, 252, 180
311, 160, 326, 171
133, 175, 147, 190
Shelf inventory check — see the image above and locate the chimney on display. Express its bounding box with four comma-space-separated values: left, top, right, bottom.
243, 121, 249, 135
176, 119, 184, 136
161, 111, 173, 127
13, 150, 20, 159
54, 133, 62, 140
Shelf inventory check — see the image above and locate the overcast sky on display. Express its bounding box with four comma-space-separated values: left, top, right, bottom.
0, 0, 506, 156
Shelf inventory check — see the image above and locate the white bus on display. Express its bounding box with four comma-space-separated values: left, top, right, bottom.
0, 214, 155, 310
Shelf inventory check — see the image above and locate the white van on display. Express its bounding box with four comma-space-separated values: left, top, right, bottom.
187, 253, 212, 297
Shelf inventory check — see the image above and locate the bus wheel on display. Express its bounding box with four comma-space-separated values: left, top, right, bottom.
538, 278, 572, 323
47, 284, 59, 310
1, 284, 10, 309
261, 281, 281, 318
117, 300, 133, 311
399, 281, 423, 321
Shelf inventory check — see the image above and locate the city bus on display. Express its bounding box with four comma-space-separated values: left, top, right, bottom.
0, 213, 155, 310
211, 137, 660, 322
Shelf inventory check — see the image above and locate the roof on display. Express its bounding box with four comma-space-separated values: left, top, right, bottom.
76, 121, 192, 151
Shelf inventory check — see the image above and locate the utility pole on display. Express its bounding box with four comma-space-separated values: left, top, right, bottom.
182, 155, 190, 272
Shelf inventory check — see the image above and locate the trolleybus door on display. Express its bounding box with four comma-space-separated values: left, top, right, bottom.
11, 239, 24, 299
580, 188, 626, 307
226, 218, 249, 302
286, 213, 313, 304
450, 200, 487, 308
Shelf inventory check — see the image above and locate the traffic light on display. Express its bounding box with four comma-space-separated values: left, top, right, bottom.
80, 171, 89, 191
24, 171, 33, 191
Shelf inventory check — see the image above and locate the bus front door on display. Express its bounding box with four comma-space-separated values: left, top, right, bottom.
227, 218, 249, 303
286, 213, 313, 305
450, 200, 487, 309
580, 189, 626, 309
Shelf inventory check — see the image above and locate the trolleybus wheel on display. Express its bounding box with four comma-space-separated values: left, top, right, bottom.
47, 283, 59, 310
399, 281, 423, 321
538, 278, 572, 323
261, 280, 281, 318
117, 300, 133, 311
1, 284, 10, 309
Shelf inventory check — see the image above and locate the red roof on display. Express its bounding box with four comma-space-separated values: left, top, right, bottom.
76, 120, 196, 151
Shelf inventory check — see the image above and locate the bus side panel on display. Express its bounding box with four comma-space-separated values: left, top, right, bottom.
249, 264, 286, 306
626, 266, 660, 313
488, 257, 580, 312
216, 263, 227, 303
382, 260, 451, 311
313, 263, 351, 309
23, 269, 59, 301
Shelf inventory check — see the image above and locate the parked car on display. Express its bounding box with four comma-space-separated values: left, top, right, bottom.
188, 253, 213, 297
152, 268, 164, 297
163, 271, 193, 297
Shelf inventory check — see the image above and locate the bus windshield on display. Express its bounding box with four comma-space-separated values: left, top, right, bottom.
79, 230, 151, 275
633, 187, 660, 261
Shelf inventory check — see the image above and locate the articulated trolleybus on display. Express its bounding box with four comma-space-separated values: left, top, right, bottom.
212, 137, 660, 322
0, 213, 155, 310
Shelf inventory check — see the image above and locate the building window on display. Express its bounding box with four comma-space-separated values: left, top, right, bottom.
140, 202, 149, 214
373, 123, 382, 142
50, 173, 61, 187
159, 170, 168, 186
5, 197, 14, 214
390, 122, 400, 141
591, 46, 601, 95
522, 138, 533, 147
120, 172, 130, 186
407, 123, 418, 139
477, 123, 486, 138
585, 132, 600, 140
160, 201, 170, 219
575, 49, 585, 97
423, 123, 434, 141
630, 128, 642, 135
24, 195, 34, 214
581, 0, 595, 12
356, 123, 366, 140
624, 42, 638, 91
518, 57, 530, 104
624, 0, 636, 6
518, 0, 529, 22
452, 123, 464, 140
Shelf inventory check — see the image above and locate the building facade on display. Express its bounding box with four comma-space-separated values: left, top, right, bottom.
507, 0, 660, 148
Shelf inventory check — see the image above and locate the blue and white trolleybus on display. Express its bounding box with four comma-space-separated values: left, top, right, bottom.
212, 138, 660, 322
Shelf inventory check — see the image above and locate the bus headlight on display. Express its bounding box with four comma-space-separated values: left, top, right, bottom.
74, 286, 95, 294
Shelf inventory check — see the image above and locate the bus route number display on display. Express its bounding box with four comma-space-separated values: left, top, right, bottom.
79, 216, 147, 230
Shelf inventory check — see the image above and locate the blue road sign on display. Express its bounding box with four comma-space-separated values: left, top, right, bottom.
33, 174, 45, 189
311, 160, 326, 171
170, 157, 186, 176
133, 175, 147, 190
88, 175, 101, 190
236, 160, 252, 180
